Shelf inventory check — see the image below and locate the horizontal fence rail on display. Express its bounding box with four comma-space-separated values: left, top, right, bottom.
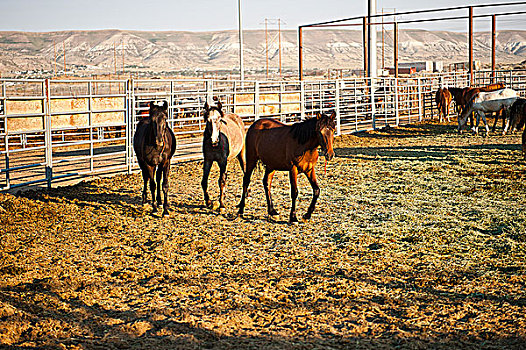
1, 69, 523, 191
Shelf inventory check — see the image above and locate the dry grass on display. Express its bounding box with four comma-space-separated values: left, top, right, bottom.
1, 121, 525, 349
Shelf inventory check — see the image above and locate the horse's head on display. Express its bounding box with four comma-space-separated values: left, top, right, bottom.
316, 111, 336, 161
204, 98, 225, 147
149, 101, 168, 149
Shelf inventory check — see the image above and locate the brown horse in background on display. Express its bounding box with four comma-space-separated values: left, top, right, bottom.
435, 88, 453, 122
237, 112, 336, 223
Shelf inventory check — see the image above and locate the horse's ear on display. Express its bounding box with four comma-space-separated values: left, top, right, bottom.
330, 110, 336, 120
204, 101, 209, 111
149, 101, 154, 110
216, 99, 222, 111
162, 101, 168, 111
316, 112, 322, 120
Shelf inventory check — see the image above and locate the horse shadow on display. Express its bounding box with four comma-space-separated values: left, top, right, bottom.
20, 179, 146, 216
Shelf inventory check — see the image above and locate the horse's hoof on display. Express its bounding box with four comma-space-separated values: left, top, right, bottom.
269, 209, 279, 216
152, 206, 158, 213
302, 213, 312, 221
289, 215, 299, 224
162, 211, 169, 217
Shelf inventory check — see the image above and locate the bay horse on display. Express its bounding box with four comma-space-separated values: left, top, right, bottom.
201, 97, 245, 209
237, 111, 336, 224
458, 88, 518, 136
133, 101, 177, 216
435, 88, 453, 122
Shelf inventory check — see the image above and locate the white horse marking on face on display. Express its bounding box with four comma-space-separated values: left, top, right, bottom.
209, 109, 222, 145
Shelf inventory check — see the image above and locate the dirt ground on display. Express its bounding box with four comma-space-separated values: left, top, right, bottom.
1, 121, 525, 349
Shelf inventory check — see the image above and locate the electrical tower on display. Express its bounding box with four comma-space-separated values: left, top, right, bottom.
263, 18, 284, 79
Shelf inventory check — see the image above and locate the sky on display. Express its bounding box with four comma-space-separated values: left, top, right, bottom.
1, 0, 525, 32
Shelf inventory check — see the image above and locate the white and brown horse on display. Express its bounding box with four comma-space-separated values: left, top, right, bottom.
201, 97, 245, 209
458, 88, 518, 136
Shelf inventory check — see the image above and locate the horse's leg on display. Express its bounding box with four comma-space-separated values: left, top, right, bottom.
218, 159, 228, 209
303, 168, 320, 221
479, 112, 490, 137
236, 150, 246, 174
288, 166, 299, 223
201, 159, 213, 208
503, 109, 511, 135
522, 127, 526, 158
263, 168, 278, 216
491, 110, 499, 133
139, 162, 149, 204
148, 167, 157, 212
237, 158, 256, 215
161, 162, 171, 216
155, 166, 162, 206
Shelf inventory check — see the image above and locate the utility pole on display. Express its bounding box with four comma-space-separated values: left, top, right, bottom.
265, 18, 269, 79
299, 26, 303, 80
279, 18, 282, 78
63, 41, 66, 77
238, 0, 244, 81
122, 40, 125, 75
381, 8, 384, 70
113, 42, 117, 76
491, 14, 496, 80
53, 40, 57, 77
468, 6, 473, 85
367, 0, 377, 78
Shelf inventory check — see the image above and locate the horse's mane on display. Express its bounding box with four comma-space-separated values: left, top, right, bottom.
291, 117, 318, 145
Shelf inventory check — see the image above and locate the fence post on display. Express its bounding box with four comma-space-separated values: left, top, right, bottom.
394, 78, 399, 126
335, 80, 341, 136
370, 77, 376, 130
126, 79, 133, 174
88, 81, 94, 173
280, 81, 284, 122
44, 79, 52, 189
255, 81, 260, 121
300, 80, 305, 120
418, 78, 423, 122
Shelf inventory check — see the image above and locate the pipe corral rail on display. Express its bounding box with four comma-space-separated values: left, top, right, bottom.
1, 69, 525, 191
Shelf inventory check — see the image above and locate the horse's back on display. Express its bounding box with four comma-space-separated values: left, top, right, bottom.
478, 88, 517, 102
223, 113, 245, 159
245, 118, 293, 168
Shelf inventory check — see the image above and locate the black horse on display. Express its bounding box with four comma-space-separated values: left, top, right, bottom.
201, 98, 245, 209
133, 101, 176, 216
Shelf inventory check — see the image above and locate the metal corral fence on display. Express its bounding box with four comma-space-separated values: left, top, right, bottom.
1, 70, 523, 191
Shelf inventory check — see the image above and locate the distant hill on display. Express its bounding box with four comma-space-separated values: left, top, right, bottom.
0, 28, 525, 75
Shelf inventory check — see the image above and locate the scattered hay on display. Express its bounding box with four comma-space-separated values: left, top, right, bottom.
1, 122, 525, 349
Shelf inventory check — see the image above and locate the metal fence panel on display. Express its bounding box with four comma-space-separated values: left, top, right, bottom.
3, 70, 520, 191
